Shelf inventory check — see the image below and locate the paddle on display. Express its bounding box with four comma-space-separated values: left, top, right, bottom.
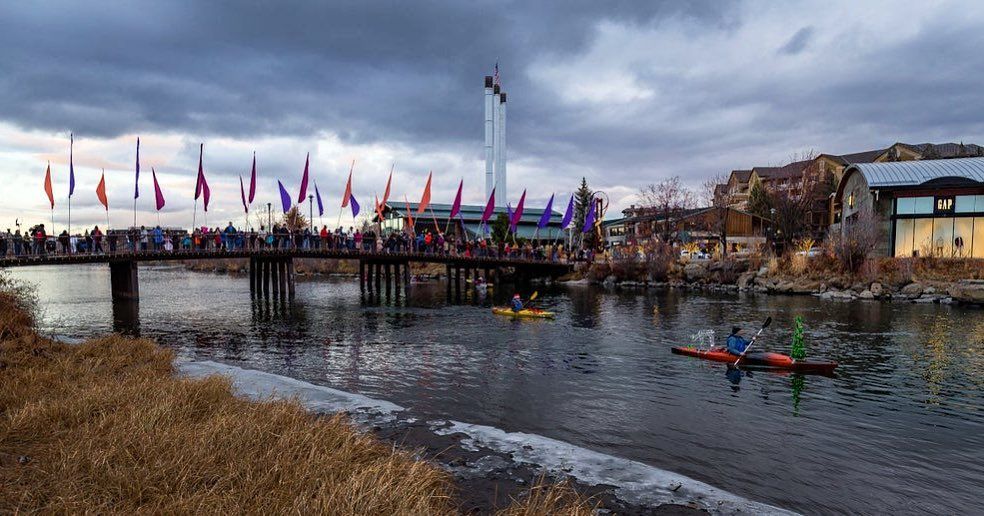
732, 316, 773, 367
525, 291, 540, 311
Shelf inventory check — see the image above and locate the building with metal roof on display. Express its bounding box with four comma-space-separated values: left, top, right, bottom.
377, 202, 566, 241
833, 157, 984, 258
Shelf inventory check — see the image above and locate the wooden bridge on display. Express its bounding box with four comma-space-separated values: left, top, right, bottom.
0, 249, 573, 301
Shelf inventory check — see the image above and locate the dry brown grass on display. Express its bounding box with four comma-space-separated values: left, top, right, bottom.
497, 479, 597, 516
0, 274, 592, 515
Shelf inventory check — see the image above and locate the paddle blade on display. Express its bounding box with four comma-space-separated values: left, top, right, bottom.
530, 291, 539, 301
762, 317, 773, 329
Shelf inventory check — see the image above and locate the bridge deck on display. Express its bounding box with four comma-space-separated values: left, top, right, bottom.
0, 249, 573, 271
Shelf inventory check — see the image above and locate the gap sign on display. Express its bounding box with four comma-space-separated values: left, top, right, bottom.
934, 195, 955, 215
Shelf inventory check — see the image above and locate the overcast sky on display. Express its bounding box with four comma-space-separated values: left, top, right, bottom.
3, 0, 984, 231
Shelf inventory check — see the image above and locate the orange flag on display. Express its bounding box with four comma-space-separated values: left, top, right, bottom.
96, 170, 108, 210
43, 162, 54, 208
404, 195, 414, 229
382, 163, 393, 206
341, 160, 354, 207
374, 194, 385, 222
417, 171, 432, 214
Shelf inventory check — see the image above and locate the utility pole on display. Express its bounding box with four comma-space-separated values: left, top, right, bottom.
267, 203, 272, 228
308, 194, 314, 231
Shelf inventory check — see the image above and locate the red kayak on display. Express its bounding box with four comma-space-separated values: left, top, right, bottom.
671, 346, 838, 375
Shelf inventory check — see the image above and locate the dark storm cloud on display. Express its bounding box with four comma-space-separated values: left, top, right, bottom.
777, 26, 814, 55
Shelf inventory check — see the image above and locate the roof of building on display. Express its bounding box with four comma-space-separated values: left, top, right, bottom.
827, 148, 885, 165
753, 159, 810, 181
729, 169, 752, 183
843, 157, 984, 189
898, 142, 984, 159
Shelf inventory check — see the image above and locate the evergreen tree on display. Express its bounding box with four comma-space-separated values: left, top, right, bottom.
490, 213, 510, 243
572, 177, 599, 249
746, 180, 772, 221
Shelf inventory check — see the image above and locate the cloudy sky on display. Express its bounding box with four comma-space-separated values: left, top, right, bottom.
2, 0, 984, 231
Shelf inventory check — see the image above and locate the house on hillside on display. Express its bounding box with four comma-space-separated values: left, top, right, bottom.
715, 169, 753, 209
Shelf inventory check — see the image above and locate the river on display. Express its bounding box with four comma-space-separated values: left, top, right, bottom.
9, 264, 983, 514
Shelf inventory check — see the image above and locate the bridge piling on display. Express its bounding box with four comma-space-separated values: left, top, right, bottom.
374, 262, 381, 293
261, 259, 270, 297
271, 259, 280, 298
384, 263, 392, 297
109, 260, 139, 302
286, 258, 295, 299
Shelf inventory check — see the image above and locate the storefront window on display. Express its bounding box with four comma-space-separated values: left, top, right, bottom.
913, 219, 933, 257
894, 219, 914, 257
975, 218, 984, 259
953, 218, 974, 258
913, 197, 934, 214
896, 197, 914, 215
933, 218, 954, 257
955, 196, 976, 213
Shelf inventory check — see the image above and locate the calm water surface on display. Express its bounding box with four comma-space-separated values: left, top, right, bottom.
10, 264, 984, 514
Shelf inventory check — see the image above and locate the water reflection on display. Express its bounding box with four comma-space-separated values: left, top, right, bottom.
111, 299, 139, 336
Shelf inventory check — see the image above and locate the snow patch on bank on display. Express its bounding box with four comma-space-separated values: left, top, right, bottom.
178, 360, 794, 515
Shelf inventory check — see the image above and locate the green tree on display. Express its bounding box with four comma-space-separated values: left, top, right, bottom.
746, 180, 772, 221
490, 213, 510, 243
572, 177, 600, 250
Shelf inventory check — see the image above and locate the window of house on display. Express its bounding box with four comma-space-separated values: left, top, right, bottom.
896, 197, 915, 215
933, 218, 954, 257
954, 218, 974, 258
847, 192, 855, 209
956, 196, 976, 213
975, 218, 984, 258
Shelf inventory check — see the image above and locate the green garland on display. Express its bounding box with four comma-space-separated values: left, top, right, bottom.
790, 316, 805, 360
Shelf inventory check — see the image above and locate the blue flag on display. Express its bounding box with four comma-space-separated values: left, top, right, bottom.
349, 194, 360, 217
315, 182, 324, 217
582, 197, 596, 233
561, 195, 574, 229
278, 180, 291, 213
537, 193, 554, 229
506, 203, 513, 232
134, 137, 140, 199
69, 133, 75, 197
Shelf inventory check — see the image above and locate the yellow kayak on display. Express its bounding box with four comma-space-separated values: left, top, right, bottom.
492, 307, 555, 319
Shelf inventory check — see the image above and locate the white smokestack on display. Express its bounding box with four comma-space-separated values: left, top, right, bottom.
492, 84, 502, 205
496, 92, 507, 204
484, 76, 494, 201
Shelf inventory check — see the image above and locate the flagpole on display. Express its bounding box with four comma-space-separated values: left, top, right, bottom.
192, 200, 198, 231
68, 195, 72, 239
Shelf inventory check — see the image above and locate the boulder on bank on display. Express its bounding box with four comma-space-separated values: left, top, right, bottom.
737, 271, 756, 290
683, 262, 708, 282
901, 282, 924, 298
948, 280, 984, 305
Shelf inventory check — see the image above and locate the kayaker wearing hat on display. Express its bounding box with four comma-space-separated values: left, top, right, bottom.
726, 326, 751, 356
511, 294, 524, 313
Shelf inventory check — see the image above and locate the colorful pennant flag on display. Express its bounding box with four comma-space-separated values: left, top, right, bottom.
404, 195, 414, 229
248, 152, 257, 204
374, 195, 385, 222
537, 193, 555, 229
349, 194, 360, 217
582, 197, 596, 233
153, 168, 165, 211
449, 179, 463, 219
506, 203, 513, 231
297, 152, 310, 203
240, 176, 248, 213
510, 189, 526, 232
43, 162, 54, 208
341, 160, 354, 207
382, 164, 393, 206
194, 143, 205, 200
202, 176, 211, 212
134, 137, 140, 199
96, 170, 108, 210
315, 182, 324, 217
278, 180, 291, 213
69, 133, 76, 197
480, 188, 495, 224
561, 195, 574, 229
417, 171, 432, 214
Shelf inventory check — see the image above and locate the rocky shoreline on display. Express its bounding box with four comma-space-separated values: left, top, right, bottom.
569, 260, 984, 306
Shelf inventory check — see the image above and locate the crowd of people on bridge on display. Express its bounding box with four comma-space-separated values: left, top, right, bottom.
1, 221, 580, 262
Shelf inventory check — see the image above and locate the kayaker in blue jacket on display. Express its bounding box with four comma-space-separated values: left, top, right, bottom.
726, 327, 750, 356
511, 294, 524, 312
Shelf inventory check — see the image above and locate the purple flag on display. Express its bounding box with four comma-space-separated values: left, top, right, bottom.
315, 182, 324, 216
248, 152, 257, 204
561, 195, 574, 229
297, 152, 309, 203
510, 190, 526, 232
449, 179, 463, 219
537, 193, 554, 229
69, 133, 76, 197
240, 176, 248, 213
152, 168, 165, 211
134, 137, 140, 199
194, 143, 205, 200
582, 197, 596, 233
480, 188, 495, 224
278, 180, 291, 213
506, 203, 513, 233
202, 175, 211, 212
349, 194, 360, 217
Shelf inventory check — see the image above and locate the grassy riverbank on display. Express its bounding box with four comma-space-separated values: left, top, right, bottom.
0, 275, 589, 514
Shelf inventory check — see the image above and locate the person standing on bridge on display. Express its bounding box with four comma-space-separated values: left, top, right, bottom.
224, 222, 236, 251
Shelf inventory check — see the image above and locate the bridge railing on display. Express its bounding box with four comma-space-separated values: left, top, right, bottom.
0, 232, 580, 265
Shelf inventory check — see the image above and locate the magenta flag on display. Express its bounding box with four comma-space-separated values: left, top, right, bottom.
69, 133, 76, 197
248, 152, 257, 204
449, 179, 463, 219
194, 143, 205, 200
202, 175, 211, 212
240, 176, 249, 213
480, 188, 495, 224
297, 152, 310, 203
510, 189, 526, 232
278, 180, 292, 213
152, 168, 165, 211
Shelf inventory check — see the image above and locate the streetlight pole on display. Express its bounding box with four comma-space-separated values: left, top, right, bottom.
308, 194, 314, 231
267, 203, 272, 229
